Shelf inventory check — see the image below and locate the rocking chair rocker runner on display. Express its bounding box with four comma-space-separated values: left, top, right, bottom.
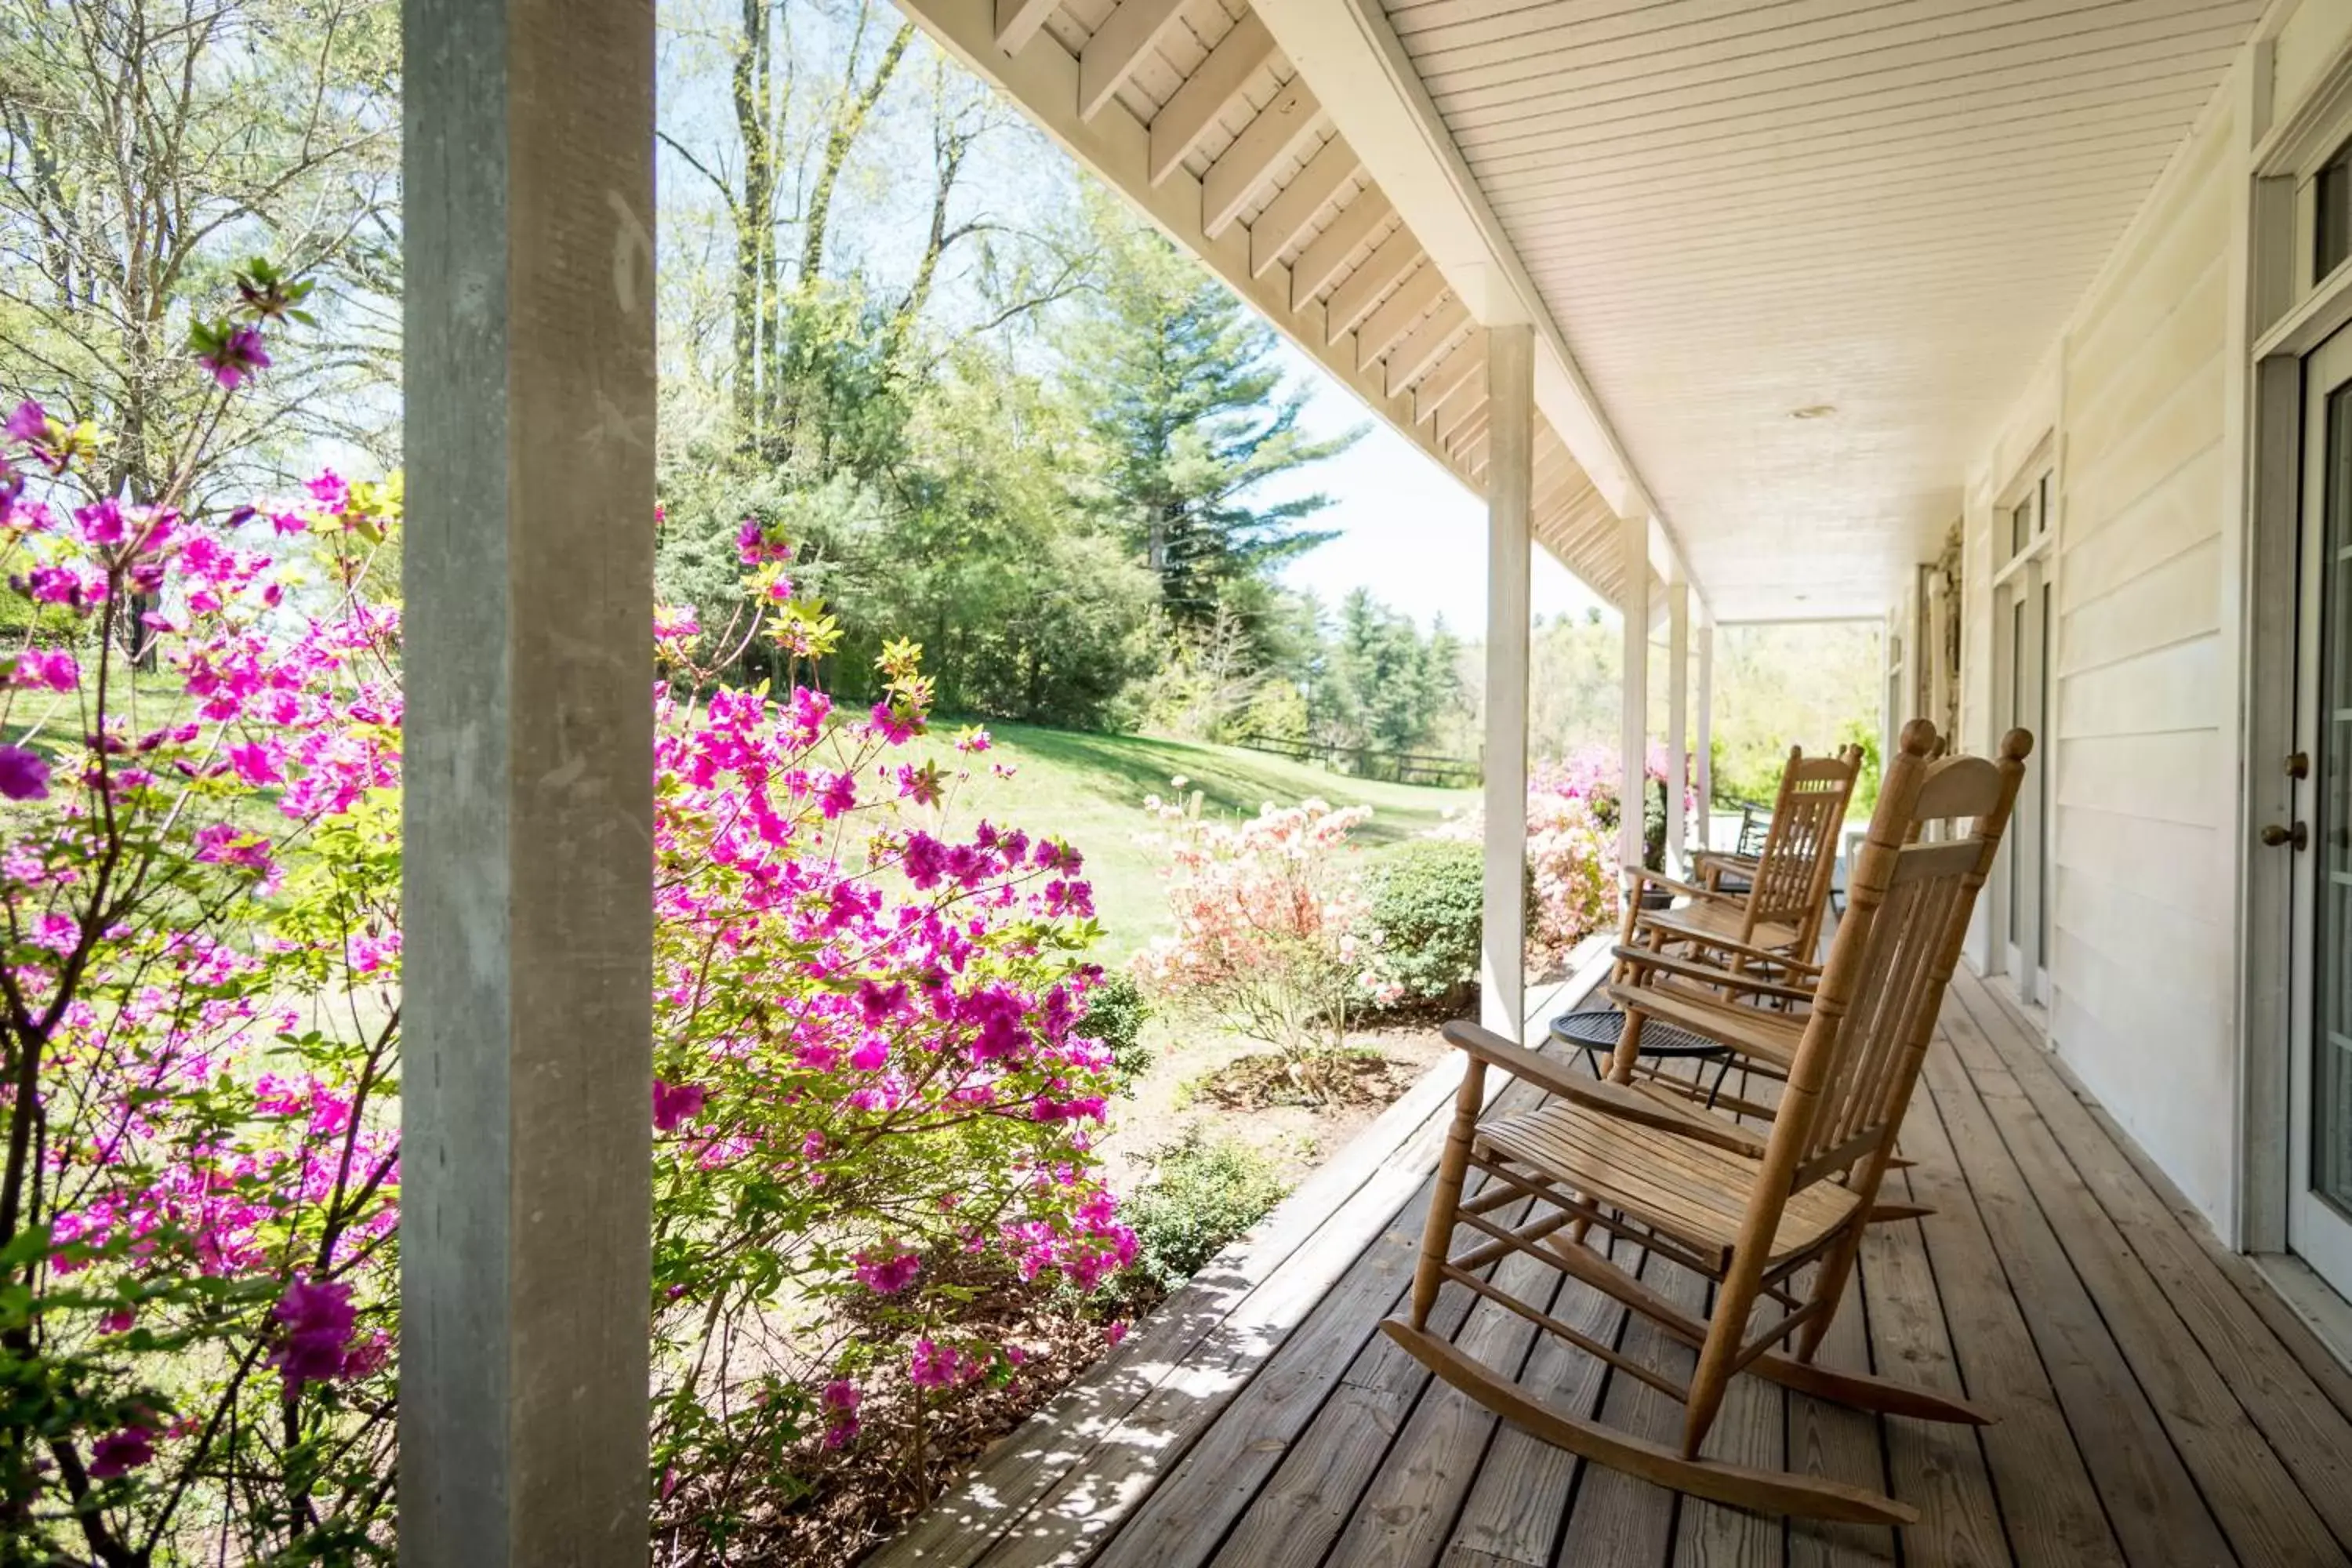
1382, 720, 2031, 1526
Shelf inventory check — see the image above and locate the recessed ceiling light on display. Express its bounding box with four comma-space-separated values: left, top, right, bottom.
1791, 405, 1836, 420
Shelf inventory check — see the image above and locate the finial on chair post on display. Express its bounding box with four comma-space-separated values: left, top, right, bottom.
1998, 728, 2034, 762
1897, 718, 1940, 760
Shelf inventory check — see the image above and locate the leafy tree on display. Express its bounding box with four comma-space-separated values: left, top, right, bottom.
1058, 194, 1356, 635
1307, 589, 1467, 758
0, 0, 401, 510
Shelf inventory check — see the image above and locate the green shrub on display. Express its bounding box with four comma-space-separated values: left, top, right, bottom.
1123, 1131, 1288, 1294
1363, 837, 1483, 1005
1081, 969, 1153, 1087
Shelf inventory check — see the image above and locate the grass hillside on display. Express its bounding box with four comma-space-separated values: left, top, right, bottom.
912, 720, 1477, 959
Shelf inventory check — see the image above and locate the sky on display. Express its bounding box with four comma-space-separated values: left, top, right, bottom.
1255, 339, 1608, 639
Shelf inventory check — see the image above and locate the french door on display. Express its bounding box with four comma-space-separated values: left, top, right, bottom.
2288, 326, 2352, 1298
1994, 478, 2053, 1005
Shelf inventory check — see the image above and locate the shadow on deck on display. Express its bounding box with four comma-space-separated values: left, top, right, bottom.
869, 956, 2352, 1568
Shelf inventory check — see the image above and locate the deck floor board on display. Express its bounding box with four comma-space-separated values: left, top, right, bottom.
876, 966, 2352, 1568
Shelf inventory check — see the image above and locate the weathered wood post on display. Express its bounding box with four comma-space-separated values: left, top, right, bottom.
1481, 324, 1533, 1040
401, 0, 657, 1560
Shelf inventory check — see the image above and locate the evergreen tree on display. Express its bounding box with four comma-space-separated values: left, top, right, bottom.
1058, 192, 1359, 634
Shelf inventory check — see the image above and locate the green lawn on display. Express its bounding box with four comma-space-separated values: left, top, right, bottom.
910, 720, 1478, 959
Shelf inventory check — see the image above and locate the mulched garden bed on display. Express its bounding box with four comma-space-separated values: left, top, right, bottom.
1191, 1044, 1425, 1110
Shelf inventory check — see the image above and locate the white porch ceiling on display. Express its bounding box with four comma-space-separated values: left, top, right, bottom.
1377, 0, 2267, 619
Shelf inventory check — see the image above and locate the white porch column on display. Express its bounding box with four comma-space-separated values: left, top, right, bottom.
1694, 616, 1715, 852
1664, 578, 1689, 875
401, 2, 656, 1562
1618, 514, 1650, 877
1481, 325, 1534, 1040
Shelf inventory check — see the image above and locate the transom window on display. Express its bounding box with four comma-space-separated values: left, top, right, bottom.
2320, 136, 2352, 283
2007, 472, 2050, 559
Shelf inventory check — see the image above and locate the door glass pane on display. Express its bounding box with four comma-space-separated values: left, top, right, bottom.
2314, 384, 2352, 1216
2039, 578, 2053, 971
2009, 598, 2024, 947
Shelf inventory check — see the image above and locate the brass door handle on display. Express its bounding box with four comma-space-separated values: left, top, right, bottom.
2260, 822, 2310, 851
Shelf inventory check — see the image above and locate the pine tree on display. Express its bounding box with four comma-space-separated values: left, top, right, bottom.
1058, 193, 1359, 633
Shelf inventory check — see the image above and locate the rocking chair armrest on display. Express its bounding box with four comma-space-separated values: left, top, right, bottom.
1640, 925, 1824, 978
1610, 945, 1819, 1006
1439, 1019, 1593, 1105
1690, 850, 1758, 877
1623, 868, 1737, 906
1436, 1022, 1766, 1159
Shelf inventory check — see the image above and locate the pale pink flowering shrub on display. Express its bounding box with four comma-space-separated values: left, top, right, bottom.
1131, 793, 1396, 1068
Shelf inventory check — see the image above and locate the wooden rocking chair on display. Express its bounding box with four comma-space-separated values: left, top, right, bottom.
1382, 720, 2031, 1526
1626, 743, 1861, 971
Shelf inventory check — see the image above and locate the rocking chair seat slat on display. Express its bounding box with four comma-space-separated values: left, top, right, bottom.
1641, 898, 1804, 954
1475, 1102, 1858, 1267
1605, 978, 1808, 1074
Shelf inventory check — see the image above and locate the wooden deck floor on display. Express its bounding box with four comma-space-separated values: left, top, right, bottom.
873, 958, 2352, 1568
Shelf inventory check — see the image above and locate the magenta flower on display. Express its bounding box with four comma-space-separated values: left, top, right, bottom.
867, 702, 915, 745
820, 1378, 862, 1448
652, 1078, 706, 1132
24, 565, 79, 606
0, 745, 50, 801
735, 515, 793, 566
88, 1426, 154, 1479
306, 469, 348, 513
226, 742, 282, 788
854, 1244, 921, 1296
907, 1338, 973, 1389
10, 648, 76, 691
268, 1277, 361, 1391
198, 324, 270, 389
74, 498, 125, 546
5, 398, 45, 445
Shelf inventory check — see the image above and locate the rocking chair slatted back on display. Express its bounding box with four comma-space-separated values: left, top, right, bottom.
1773, 746, 2022, 1184
1741, 746, 1862, 946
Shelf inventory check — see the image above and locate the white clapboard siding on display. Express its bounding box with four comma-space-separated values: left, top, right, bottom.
2042, 93, 2237, 1224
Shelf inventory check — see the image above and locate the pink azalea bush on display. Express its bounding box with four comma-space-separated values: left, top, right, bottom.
1130, 792, 1398, 1069
0, 316, 406, 1559
644, 604, 1132, 1544
3, 281, 1130, 1563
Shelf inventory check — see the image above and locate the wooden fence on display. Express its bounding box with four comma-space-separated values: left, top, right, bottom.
1229, 731, 1482, 789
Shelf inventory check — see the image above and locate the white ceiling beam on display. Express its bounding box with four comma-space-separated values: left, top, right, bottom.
1412, 330, 1484, 423
1385, 296, 1468, 394
1356, 262, 1446, 367
1323, 228, 1421, 342
1202, 78, 1322, 238
995, 0, 1059, 56
1148, 13, 1275, 185
1290, 187, 1392, 310
1250, 135, 1360, 278
1080, 0, 1190, 122
1251, 0, 1678, 585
